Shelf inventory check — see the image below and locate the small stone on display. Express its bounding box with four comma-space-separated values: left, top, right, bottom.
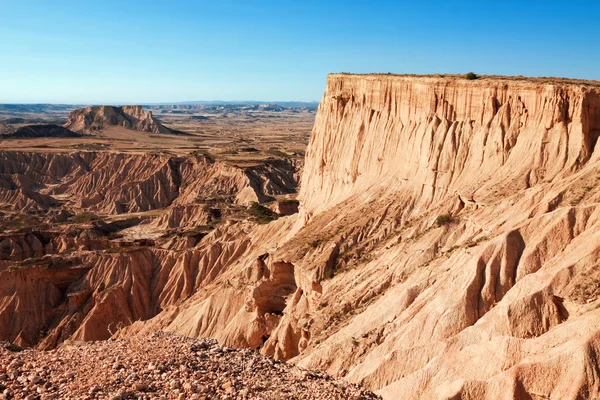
221, 380, 233, 390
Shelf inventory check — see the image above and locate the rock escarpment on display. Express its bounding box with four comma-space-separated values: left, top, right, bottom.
64, 105, 183, 134
300, 74, 600, 216
0, 150, 301, 349
119, 75, 600, 400
4, 75, 600, 400
285, 75, 600, 399
0, 151, 298, 213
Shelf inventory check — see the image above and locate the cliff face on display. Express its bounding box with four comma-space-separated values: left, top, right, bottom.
104, 75, 600, 400
97, 75, 600, 400
4, 75, 600, 400
300, 74, 600, 217
64, 105, 179, 134
278, 75, 600, 399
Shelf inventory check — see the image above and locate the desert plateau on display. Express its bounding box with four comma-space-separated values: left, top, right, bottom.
2, 1, 600, 399
2, 73, 600, 400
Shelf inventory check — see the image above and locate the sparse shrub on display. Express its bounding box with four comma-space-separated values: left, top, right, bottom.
0, 215, 40, 232
360, 254, 373, 263
207, 207, 222, 221
279, 199, 299, 205
70, 212, 102, 224
464, 72, 479, 80
248, 202, 279, 224
107, 232, 123, 240
310, 239, 322, 248
188, 225, 214, 234
436, 213, 455, 227
445, 245, 460, 253
266, 148, 289, 158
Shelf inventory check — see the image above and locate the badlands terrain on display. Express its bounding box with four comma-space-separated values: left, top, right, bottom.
2, 73, 600, 399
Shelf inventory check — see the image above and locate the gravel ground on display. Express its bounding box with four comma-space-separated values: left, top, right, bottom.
0, 332, 380, 400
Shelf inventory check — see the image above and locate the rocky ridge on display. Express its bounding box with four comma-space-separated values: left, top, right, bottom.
0, 151, 298, 213
118, 75, 600, 399
0, 150, 300, 350
3, 74, 600, 399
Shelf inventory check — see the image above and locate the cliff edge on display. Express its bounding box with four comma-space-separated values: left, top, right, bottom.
4, 74, 600, 400
300, 73, 600, 217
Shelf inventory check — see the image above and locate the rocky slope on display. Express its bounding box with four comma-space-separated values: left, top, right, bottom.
0, 150, 300, 350
64, 105, 184, 135
0, 332, 379, 399
116, 75, 600, 400
0, 151, 297, 213
3, 74, 600, 400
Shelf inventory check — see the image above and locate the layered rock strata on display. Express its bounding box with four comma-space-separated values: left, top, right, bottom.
64, 105, 181, 134
3, 75, 600, 400
125, 75, 600, 400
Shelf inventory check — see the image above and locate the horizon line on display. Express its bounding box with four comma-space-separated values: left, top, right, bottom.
0, 100, 321, 106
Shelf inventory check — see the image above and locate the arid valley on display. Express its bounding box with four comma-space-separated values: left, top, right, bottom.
2, 1, 600, 399
2, 73, 600, 400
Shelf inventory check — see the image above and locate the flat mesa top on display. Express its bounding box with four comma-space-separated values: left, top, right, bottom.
328, 73, 600, 88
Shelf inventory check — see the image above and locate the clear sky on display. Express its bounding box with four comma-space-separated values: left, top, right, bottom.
1, 0, 599, 104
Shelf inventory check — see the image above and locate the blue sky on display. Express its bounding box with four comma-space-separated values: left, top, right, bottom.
0, 0, 599, 103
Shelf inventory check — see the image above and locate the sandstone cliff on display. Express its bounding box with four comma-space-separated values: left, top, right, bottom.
3, 74, 600, 400
120, 75, 600, 400
287, 75, 600, 399
64, 105, 183, 134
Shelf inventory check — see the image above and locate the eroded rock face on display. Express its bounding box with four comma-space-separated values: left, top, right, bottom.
0, 151, 299, 213
285, 75, 600, 399
119, 75, 600, 399
4, 75, 600, 400
64, 105, 178, 134
0, 150, 300, 350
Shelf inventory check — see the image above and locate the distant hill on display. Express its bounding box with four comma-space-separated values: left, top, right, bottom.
2, 117, 25, 124
144, 101, 320, 108
1, 124, 82, 138
145, 103, 317, 117
64, 105, 189, 135
0, 104, 77, 113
